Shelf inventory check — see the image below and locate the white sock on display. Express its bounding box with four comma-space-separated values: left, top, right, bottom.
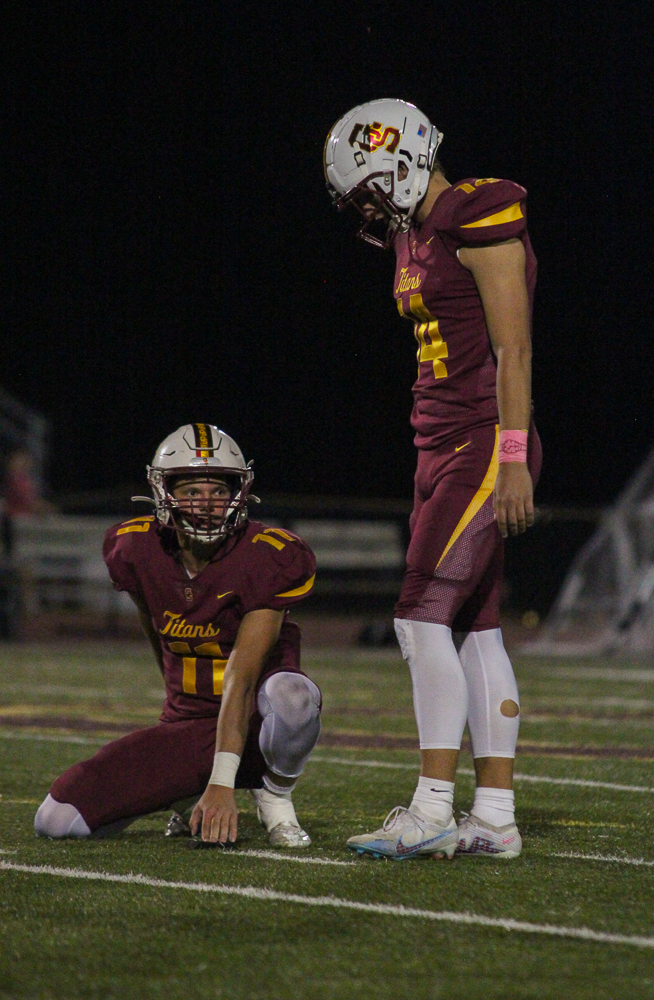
472, 787, 515, 827
255, 785, 299, 832
34, 794, 91, 838
410, 776, 454, 825
262, 774, 295, 796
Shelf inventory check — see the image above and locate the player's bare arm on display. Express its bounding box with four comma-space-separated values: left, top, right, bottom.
458, 238, 534, 539
129, 591, 165, 677
190, 607, 284, 843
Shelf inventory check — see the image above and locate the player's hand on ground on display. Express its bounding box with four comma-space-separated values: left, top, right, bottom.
190, 784, 238, 843
493, 463, 534, 538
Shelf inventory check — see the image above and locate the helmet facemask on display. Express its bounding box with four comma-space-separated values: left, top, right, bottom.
147, 466, 254, 543
332, 171, 410, 249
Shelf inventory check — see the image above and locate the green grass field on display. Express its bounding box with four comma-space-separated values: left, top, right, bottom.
1, 640, 654, 999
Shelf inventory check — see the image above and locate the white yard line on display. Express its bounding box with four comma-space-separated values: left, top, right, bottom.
514, 697, 654, 710
553, 852, 654, 867
0, 730, 105, 746
1, 861, 652, 949
0, 846, 349, 866
2, 737, 652, 794
310, 755, 654, 793
524, 717, 654, 728
227, 849, 353, 866
0, 683, 138, 698
500, 772, 654, 794
312, 754, 415, 770
547, 668, 654, 683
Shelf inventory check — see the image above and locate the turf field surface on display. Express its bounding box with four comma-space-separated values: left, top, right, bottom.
1, 642, 654, 999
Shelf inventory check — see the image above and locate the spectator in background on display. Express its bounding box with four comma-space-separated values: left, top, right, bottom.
2, 447, 55, 555
4, 449, 53, 521
0, 449, 55, 638
0, 490, 10, 639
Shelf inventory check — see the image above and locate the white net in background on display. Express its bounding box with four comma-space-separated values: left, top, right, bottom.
527, 449, 654, 655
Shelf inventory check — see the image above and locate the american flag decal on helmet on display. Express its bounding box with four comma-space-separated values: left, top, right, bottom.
417, 124, 426, 137
192, 423, 214, 458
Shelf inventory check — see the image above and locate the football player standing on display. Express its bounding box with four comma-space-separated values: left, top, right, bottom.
35, 424, 321, 848
324, 100, 542, 859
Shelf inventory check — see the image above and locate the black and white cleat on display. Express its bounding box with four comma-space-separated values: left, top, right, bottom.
186, 837, 237, 851
164, 812, 191, 838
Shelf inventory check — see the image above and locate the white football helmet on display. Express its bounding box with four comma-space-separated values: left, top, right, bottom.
135, 423, 254, 542
324, 98, 443, 248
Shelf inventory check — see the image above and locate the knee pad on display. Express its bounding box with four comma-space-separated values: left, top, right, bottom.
456, 628, 519, 758
394, 618, 468, 750
34, 793, 91, 838
257, 672, 321, 779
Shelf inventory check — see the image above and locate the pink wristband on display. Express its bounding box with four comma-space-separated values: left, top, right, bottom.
498, 429, 528, 463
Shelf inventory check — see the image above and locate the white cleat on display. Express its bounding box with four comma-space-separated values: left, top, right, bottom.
251, 787, 311, 848
346, 806, 458, 860
456, 813, 522, 858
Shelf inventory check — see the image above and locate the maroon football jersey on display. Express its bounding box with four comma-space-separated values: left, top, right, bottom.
103, 517, 316, 722
393, 178, 537, 448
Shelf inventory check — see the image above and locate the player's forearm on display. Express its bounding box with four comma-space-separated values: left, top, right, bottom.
495, 342, 532, 431
212, 608, 283, 758
214, 668, 258, 756
460, 237, 533, 431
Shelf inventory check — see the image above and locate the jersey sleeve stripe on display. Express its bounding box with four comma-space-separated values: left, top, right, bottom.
435, 427, 499, 569
460, 202, 523, 229
275, 573, 316, 598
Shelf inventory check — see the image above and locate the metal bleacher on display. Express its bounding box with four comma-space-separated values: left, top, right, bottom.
9, 504, 407, 633
0, 388, 48, 491
12, 515, 135, 625
0, 392, 407, 635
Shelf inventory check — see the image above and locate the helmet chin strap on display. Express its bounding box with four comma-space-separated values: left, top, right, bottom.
404, 133, 429, 223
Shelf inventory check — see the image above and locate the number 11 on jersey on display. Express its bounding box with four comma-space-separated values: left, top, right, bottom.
397, 293, 449, 379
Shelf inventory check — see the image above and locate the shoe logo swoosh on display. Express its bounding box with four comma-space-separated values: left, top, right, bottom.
396, 831, 450, 856
455, 441, 472, 452
216, 591, 233, 600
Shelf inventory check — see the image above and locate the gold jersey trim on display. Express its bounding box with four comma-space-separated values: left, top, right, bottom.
460, 202, 523, 229
117, 523, 151, 535
275, 573, 316, 598
436, 427, 499, 569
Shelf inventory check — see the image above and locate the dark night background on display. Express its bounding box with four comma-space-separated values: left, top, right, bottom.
3, 2, 653, 508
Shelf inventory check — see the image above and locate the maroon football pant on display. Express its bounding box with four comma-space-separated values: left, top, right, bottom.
50, 713, 265, 832
394, 422, 542, 629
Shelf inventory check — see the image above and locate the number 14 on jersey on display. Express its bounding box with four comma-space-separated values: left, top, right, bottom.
397, 293, 449, 379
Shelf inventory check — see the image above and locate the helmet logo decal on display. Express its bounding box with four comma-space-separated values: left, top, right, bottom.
192, 422, 213, 458
348, 122, 401, 154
